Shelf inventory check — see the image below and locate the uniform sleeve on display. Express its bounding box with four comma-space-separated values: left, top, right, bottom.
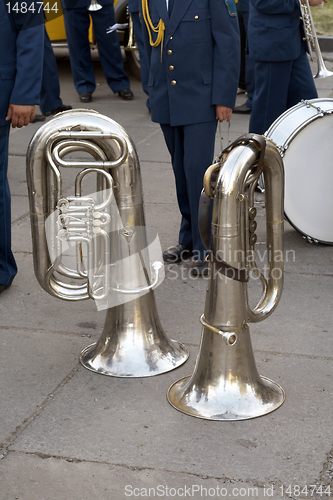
211, 0, 240, 108
8, 1, 44, 105
250, 0, 299, 14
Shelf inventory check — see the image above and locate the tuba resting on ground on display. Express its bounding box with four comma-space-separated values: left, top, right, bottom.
167, 134, 285, 420
26, 109, 188, 377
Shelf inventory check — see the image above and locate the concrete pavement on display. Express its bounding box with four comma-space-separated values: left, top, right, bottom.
0, 53, 333, 500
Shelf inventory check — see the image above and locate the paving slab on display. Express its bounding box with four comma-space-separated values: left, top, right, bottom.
9, 352, 332, 487
0, 328, 87, 447
0, 452, 289, 500
1, 53, 333, 500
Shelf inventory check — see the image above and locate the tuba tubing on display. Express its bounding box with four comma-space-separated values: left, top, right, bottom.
167, 137, 285, 420
246, 141, 284, 322
26, 110, 129, 300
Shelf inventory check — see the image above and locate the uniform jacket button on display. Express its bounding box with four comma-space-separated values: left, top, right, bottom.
169, 65, 174, 70
171, 80, 177, 85
167, 50, 172, 55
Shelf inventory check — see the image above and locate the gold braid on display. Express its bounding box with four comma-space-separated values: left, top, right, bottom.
141, 0, 165, 60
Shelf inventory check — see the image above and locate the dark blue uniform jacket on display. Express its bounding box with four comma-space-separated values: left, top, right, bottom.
248, 0, 304, 61
0, 0, 44, 126
141, 0, 240, 126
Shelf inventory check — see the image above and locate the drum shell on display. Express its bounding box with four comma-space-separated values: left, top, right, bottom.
265, 98, 333, 245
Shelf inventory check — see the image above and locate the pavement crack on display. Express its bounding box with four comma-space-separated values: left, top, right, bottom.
0, 450, 287, 485
0, 363, 81, 455
136, 128, 160, 146
285, 270, 333, 278
12, 212, 30, 224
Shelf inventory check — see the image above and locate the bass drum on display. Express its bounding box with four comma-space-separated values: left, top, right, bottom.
265, 98, 333, 244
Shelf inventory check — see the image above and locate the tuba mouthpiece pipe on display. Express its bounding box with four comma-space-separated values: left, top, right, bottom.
199, 314, 237, 346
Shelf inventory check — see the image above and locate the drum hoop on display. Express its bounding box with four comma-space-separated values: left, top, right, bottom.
284, 213, 333, 246
265, 99, 333, 157
265, 99, 333, 245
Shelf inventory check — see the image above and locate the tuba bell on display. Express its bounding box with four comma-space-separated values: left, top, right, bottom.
26, 109, 188, 377
167, 134, 285, 420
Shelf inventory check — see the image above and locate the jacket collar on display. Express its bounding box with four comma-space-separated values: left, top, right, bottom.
154, 0, 169, 27
154, 0, 193, 36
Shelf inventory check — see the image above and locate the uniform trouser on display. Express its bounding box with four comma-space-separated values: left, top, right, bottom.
160, 120, 217, 261
249, 50, 318, 135
39, 27, 62, 114
130, 11, 149, 97
0, 125, 17, 286
63, 5, 130, 95
241, 11, 254, 109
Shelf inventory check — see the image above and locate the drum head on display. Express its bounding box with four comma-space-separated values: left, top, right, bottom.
282, 111, 333, 244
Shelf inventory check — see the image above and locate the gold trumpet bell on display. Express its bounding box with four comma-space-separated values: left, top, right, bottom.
80, 294, 189, 378
167, 326, 285, 420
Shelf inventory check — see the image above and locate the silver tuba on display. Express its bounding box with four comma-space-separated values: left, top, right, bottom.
167, 134, 285, 420
26, 109, 188, 377
299, 0, 333, 79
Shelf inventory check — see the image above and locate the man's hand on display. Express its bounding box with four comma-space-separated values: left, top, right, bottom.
216, 105, 233, 122
302, 0, 328, 5
6, 104, 35, 128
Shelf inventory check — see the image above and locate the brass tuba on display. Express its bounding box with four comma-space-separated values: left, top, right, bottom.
299, 0, 333, 79
167, 134, 285, 420
26, 109, 188, 377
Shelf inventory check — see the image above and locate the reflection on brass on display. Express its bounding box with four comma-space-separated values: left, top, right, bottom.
168, 136, 285, 420
26, 109, 188, 377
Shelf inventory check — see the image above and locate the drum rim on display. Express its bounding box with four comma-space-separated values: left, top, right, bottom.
264, 98, 333, 154
265, 98, 333, 246
284, 213, 333, 246
265, 97, 333, 135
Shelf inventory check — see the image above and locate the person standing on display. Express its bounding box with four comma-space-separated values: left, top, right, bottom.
32, 26, 72, 123
61, 0, 133, 102
234, 0, 254, 114
248, 0, 325, 135
128, 0, 150, 109
141, 0, 240, 275
0, 0, 44, 294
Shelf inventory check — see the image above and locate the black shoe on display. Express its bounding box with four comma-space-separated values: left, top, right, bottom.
31, 114, 45, 123
79, 92, 92, 103
233, 103, 251, 114
163, 244, 193, 263
190, 259, 209, 277
118, 88, 133, 100
44, 104, 73, 116
0, 284, 11, 295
